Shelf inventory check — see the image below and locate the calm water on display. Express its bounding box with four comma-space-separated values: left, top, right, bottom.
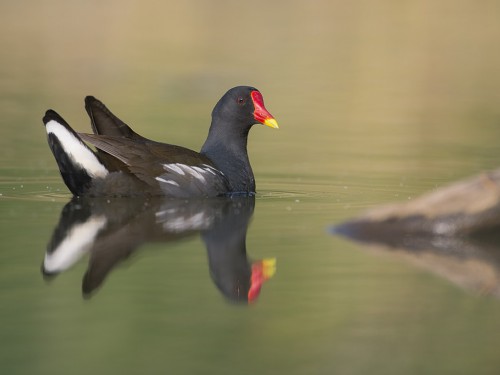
2, 2, 500, 374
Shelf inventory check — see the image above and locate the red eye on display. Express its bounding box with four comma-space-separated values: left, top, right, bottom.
237, 97, 246, 105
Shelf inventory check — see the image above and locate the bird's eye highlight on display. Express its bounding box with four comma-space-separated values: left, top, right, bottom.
237, 97, 246, 105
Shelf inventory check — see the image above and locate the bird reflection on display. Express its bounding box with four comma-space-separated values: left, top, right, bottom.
42, 196, 275, 303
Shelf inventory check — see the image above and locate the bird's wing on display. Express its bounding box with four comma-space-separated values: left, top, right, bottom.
79, 134, 229, 196
84, 96, 145, 139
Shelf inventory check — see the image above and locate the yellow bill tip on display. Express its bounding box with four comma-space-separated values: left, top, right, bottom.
263, 118, 279, 129
262, 258, 277, 279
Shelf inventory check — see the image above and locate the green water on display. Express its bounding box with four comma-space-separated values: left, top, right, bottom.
2, 1, 500, 374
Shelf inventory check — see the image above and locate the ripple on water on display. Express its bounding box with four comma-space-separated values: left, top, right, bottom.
0, 174, 407, 210
0, 179, 71, 202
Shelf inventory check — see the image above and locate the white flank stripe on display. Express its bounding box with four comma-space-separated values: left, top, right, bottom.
203, 168, 217, 176
46, 120, 108, 178
43, 216, 107, 273
155, 177, 180, 187
192, 166, 206, 174
163, 163, 211, 183
163, 163, 185, 175
202, 164, 224, 176
201, 164, 216, 170
182, 165, 206, 183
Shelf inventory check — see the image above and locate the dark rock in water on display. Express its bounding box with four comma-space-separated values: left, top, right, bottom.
332, 168, 500, 298
336, 168, 500, 237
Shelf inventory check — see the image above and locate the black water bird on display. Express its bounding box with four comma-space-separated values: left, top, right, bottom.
42, 86, 278, 197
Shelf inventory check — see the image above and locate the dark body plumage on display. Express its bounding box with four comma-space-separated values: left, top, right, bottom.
42, 86, 278, 197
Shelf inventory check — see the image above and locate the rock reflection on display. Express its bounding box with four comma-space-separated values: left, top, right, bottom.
333, 222, 500, 298
42, 196, 275, 303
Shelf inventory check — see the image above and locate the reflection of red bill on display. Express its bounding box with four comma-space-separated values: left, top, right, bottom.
248, 258, 277, 303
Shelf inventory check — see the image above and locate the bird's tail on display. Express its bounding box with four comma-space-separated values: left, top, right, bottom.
43, 110, 109, 195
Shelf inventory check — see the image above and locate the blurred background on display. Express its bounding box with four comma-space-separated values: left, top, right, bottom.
1, 1, 500, 374
2, 0, 500, 189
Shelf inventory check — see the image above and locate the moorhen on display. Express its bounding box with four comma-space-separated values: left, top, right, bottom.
43, 86, 278, 197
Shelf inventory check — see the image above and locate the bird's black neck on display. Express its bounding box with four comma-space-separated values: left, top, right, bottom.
200, 122, 255, 193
